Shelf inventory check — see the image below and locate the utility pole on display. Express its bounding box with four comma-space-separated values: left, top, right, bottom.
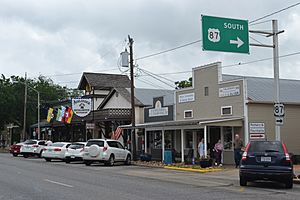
22, 72, 27, 141
273, 20, 280, 141
128, 35, 136, 160
249, 19, 284, 141
37, 91, 40, 140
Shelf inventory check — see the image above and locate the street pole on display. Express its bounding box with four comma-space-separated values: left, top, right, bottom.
37, 91, 40, 140
128, 35, 136, 160
249, 20, 284, 142
22, 72, 27, 141
273, 20, 280, 141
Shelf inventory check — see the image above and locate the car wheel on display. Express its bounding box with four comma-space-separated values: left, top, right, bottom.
12, 153, 18, 157
285, 179, 293, 189
65, 159, 71, 164
23, 154, 29, 158
239, 176, 247, 186
107, 155, 115, 166
39, 150, 43, 158
45, 158, 51, 162
124, 155, 131, 165
84, 161, 92, 166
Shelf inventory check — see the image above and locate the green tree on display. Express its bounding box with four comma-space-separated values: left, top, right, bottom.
175, 77, 192, 89
0, 74, 81, 132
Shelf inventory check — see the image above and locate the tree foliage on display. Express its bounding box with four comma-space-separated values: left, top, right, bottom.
175, 77, 192, 89
0, 74, 81, 131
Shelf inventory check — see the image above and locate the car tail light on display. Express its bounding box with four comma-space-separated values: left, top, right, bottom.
103, 146, 108, 152
32, 145, 39, 148
282, 143, 291, 163
43, 148, 47, 151
54, 148, 61, 152
242, 143, 251, 161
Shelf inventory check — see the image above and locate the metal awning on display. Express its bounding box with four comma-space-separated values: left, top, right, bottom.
119, 116, 243, 130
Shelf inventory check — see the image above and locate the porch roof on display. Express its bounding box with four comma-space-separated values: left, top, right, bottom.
119, 116, 243, 130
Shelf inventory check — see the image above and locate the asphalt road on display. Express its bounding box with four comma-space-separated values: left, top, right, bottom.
0, 153, 300, 200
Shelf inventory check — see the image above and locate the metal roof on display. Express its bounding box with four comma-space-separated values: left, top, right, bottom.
223, 74, 300, 103
132, 88, 174, 106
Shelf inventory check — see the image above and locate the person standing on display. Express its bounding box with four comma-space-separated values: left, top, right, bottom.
214, 139, 223, 166
234, 134, 243, 168
198, 138, 205, 159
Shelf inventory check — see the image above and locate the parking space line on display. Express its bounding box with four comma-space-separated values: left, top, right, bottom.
44, 179, 74, 188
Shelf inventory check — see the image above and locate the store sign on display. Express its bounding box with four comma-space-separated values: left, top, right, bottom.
249, 122, 265, 134
72, 98, 92, 117
149, 100, 168, 117
219, 85, 240, 98
178, 93, 195, 103
86, 123, 95, 129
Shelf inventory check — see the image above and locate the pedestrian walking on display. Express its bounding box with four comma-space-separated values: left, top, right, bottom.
198, 138, 205, 159
234, 134, 244, 168
214, 139, 223, 166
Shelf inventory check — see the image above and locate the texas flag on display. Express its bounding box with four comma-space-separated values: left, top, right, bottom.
64, 107, 74, 124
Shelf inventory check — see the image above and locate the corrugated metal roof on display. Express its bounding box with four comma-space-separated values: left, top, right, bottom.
132, 88, 174, 106
246, 77, 300, 103
222, 74, 300, 103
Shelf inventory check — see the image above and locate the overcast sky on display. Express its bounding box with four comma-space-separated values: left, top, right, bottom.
0, 0, 300, 90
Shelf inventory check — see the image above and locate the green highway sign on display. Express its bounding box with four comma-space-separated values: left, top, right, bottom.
202, 15, 249, 54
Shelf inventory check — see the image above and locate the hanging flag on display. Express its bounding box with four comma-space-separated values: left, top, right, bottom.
60, 106, 66, 122
65, 107, 74, 124
56, 108, 62, 121
111, 127, 123, 140
47, 108, 54, 123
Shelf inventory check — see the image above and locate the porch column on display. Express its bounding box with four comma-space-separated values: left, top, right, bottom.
181, 129, 184, 163
162, 129, 165, 162
204, 125, 207, 158
144, 129, 148, 153
193, 131, 197, 159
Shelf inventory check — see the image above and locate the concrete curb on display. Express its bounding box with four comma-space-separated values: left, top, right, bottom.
163, 166, 223, 173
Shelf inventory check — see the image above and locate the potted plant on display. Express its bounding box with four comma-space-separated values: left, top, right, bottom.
199, 156, 213, 168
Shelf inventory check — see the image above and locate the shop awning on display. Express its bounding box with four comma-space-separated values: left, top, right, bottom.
119, 116, 243, 130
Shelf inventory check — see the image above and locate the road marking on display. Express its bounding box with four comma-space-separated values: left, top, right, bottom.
44, 179, 73, 188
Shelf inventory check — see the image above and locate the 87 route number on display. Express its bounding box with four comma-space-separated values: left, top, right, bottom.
207, 28, 220, 43
274, 103, 284, 117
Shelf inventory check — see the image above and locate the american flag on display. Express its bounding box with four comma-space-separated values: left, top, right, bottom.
111, 127, 123, 140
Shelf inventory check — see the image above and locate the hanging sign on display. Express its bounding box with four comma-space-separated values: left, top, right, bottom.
72, 98, 92, 117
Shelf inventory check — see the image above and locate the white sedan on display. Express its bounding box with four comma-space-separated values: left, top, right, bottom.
42, 142, 71, 162
64, 142, 87, 163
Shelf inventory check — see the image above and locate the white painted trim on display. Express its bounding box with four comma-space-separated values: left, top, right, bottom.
162, 129, 165, 162
204, 125, 207, 158
174, 90, 177, 121
243, 78, 249, 144
181, 129, 184, 163
218, 79, 244, 85
145, 130, 148, 153
221, 106, 233, 116
184, 110, 193, 118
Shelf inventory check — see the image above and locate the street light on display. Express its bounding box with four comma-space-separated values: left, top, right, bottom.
15, 79, 41, 140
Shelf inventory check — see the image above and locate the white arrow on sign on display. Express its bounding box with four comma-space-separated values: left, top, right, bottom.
230, 37, 244, 48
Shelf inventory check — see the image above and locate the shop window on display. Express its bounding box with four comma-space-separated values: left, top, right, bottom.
184, 110, 193, 118
153, 131, 162, 149
223, 127, 233, 150
185, 131, 193, 148
204, 86, 209, 96
221, 106, 232, 115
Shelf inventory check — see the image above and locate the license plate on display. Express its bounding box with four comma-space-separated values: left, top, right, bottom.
261, 157, 271, 162
71, 156, 75, 159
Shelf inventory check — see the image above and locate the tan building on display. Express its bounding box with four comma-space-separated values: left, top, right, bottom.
130, 62, 300, 164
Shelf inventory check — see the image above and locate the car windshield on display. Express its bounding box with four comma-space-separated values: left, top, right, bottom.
50, 143, 65, 147
86, 140, 104, 147
69, 143, 84, 149
24, 140, 37, 145
248, 141, 284, 153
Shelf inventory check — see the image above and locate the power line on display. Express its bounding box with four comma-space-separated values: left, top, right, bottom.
135, 39, 201, 61
249, 2, 300, 24
137, 68, 175, 88
249, 19, 273, 26
137, 67, 174, 83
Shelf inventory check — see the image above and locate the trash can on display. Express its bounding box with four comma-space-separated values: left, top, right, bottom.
164, 150, 172, 164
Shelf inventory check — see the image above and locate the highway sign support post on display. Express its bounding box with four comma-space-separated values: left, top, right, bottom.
202, 15, 249, 54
